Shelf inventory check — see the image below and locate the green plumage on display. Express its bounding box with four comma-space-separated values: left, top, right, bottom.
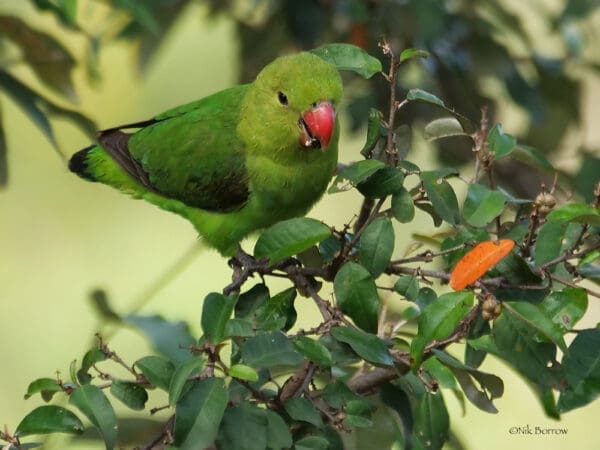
70, 52, 343, 255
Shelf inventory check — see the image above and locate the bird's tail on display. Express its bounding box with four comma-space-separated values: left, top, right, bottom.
68, 145, 97, 181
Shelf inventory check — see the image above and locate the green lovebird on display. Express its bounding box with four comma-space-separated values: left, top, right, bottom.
69, 52, 343, 255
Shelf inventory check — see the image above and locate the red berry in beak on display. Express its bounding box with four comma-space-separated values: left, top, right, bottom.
299, 101, 335, 150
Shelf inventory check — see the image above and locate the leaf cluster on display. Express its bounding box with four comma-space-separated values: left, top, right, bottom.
3, 43, 600, 450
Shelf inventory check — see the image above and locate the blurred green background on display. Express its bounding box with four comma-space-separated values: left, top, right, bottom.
1, 1, 599, 449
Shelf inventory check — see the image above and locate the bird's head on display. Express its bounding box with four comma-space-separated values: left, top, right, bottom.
239, 52, 343, 159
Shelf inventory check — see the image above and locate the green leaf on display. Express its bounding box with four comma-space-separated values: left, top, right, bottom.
413, 391, 449, 450
410, 291, 474, 368
399, 48, 430, 62
407, 88, 444, 107
293, 336, 333, 367
169, 357, 205, 406
359, 216, 395, 278
322, 381, 364, 408
77, 347, 107, 384
511, 144, 554, 172
284, 396, 323, 427
391, 186, 415, 223
173, 378, 227, 450
294, 435, 330, 450
420, 170, 461, 225
534, 221, 578, 268
310, 43, 382, 78
539, 288, 588, 334
333, 262, 380, 333
0, 105, 6, 187
254, 218, 331, 265
330, 326, 393, 366
424, 117, 468, 141
329, 160, 385, 194
557, 329, 600, 412
113, 0, 160, 34
135, 355, 175, 391
16, 405, 83, 437
125, 314, 196, 363
488, 123, 517, 159
357, 166, 404, 198
265, 410, 293, 450
235, 283, 269, 319
225, 318, 255, 337
229, 364, 259, 382
463, 184, 506, 227
475, 312, 562, 388
394, 275, 419, 301
110, 380, 148, 411
24, 378, 63, 402
216, 401, 268, 450
89, 289, 121, 322
69, 385, 117, 450
201, 292, 237, 343
253, 287, 297, 332
547, 203, 600, 225
360, 108, 386, 159
241, 331, 302, 368
344, 400, 373, 427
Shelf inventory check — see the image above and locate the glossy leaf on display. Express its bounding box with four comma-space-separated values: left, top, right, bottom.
420, 170, 461, 225
293, 336, 333, 367
310, 43, 382, 78
24, 378, 63, 402
169, 357, 205, 406
253, 287, 297, 332
399, 48, 430, 62
329, 160, 385, 193
201, 292, 237, 343
16, 405, 83, 437
334, 262, 380, 333
411, 291, 474, 368
450, 239, 515, 290
546, 203, 600, 225
488, 123, 516, 158
125, 314, 195, 363
135, 355, 175, 391
294, 435, 330, 450
512, 144, 554, 172
225, 318, 255, 337
229, 364, 259, 382
330, 326, 393, 366
241, 331, 302, 368
110, 380, 148, 411
284, 396, 323, 427
539, 288, 588, 334
77, 347, 107, 384
413, 391, 449, 450
463, 184, 506, 227
533, 221, 572, 268
405, 89, 474, 133
391, 186, 415, 223
322, 380, 364, 408
344, 400, 373, 427
557, 329, 600, 412
254, 218, 331, 265
357, 166, 404, 198
394, 275, 419, 301
173, 378, 227, 450
235, 283, 270, 319
424, 117, 467, 141
69, 384, 117, 450
359, 216, 395, 278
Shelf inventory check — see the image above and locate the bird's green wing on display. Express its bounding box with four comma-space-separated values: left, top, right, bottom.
98, 85, 250, 212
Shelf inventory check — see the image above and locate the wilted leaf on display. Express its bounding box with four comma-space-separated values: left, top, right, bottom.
450, 240, 515, 290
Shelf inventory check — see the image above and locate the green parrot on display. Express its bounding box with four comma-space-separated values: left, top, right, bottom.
69, 52, 343, 256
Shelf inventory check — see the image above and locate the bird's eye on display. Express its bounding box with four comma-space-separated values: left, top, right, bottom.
278, 91, 288, 106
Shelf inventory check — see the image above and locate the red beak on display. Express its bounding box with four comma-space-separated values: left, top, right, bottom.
299, 101, 335, 150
